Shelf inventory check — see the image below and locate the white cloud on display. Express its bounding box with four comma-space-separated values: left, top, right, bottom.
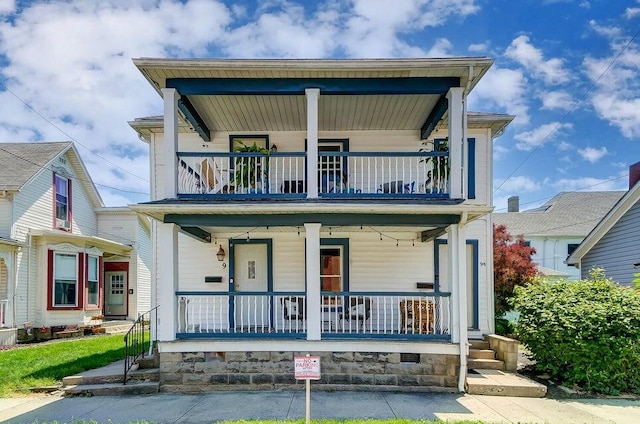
493, 144, 509, 160
588, 20, 621, 38
557, 141, 573, 151
513, 122, 573, 151
538, 90, 574, 111
0, 0, 14, 15
505, 35, 570, 85
425, 38, 453, 57
624, 7, 640, 19
494, 175, 541, 193
578, 146, 608, 163
468, 43, 487, 52
469, 66, 530, 124
551, 176, 628, 192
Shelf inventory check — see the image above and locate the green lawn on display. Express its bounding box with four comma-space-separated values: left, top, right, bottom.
36, 421, 487, 424
0, 334, 125, 396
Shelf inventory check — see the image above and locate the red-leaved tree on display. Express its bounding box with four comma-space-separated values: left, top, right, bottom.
493, 224, 538, 316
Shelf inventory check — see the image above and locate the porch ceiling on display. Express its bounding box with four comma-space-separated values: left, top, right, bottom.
134, 57, 493, 140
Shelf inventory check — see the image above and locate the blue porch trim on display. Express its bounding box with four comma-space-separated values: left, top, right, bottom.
178, 96, 211, 142
420, 95, 448, 139
467, 138, 476, 199
166, 77, 461, 96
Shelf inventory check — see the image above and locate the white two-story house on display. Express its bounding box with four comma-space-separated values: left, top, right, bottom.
129, 58, 513, 392
0, 142, 151, 345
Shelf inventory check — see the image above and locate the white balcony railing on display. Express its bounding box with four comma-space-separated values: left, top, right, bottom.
176, 151, 449, 197
175, 291, 450, 339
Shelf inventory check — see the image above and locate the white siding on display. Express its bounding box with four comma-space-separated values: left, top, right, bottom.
136, 219, 152, 314
526, 236, 581, 280
0, 198, 11, 238
582, 200, 640, 286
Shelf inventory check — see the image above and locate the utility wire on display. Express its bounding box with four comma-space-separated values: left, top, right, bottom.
0, 145, 149, 196
494, 27, 640, 194
0, 80, 149, 183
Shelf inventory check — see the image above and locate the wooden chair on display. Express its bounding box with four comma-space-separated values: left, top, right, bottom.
400, 299, 435, 334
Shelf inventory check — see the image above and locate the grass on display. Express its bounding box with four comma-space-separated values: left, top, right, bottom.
35, 421, 488, 424
0, 334, 125, 396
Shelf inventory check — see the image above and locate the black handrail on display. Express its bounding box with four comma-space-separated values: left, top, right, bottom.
123, 306, 159, 384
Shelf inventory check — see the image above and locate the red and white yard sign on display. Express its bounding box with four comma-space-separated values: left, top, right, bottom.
294, 356, 321, 380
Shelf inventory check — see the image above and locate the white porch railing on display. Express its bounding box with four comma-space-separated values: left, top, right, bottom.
176, 151, 449, 197
0, 299, 8, 328
175, 291, 450, 339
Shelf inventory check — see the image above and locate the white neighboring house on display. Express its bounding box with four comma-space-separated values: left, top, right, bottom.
0, 142, 151, 346
566, 162, 640, 286
129, 57, 514, 392
493, 192, 624, 280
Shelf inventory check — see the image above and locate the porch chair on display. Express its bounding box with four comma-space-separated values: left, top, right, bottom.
280, 296, 306, 332
400, 299, 435, 334
339, 297, 371, 332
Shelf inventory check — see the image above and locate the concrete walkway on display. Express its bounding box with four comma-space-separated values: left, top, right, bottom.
1, 390, 639, 424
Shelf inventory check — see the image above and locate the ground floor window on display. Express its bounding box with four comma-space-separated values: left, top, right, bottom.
53, 253, 77, 307
87, 255, 99, 306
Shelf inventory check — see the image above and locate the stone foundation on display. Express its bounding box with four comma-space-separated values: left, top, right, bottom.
159, 350, 460, 392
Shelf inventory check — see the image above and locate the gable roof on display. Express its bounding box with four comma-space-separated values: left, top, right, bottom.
0, 142, 71, 191
0, 142, 103, 208
566, 183, 640, 265
493, 191, 625, 237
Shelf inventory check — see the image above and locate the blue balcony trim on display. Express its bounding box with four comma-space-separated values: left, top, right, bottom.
178, 96, 211, 142
467, 138, 476, 199
176, 290, 450, 297
420, 95, 448, 140
164, 213, 461, 227
319, 151, 447, 158
166, 77, 461, 96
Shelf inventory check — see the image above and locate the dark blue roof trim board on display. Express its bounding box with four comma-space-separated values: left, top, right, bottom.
180, 226, 211, 243
164, 213, 461, 227
178, 96, 211, 142
166, 77, 461, 96
420, 95, 448, 139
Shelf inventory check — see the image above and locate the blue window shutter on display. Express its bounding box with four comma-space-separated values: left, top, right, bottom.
467, 138, 476, 199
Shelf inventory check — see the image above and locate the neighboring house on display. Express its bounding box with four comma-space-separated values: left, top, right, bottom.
493, 191, 624, 280
566, 162, 640, 286
129, 57, 514, 392
0, 142, 151, 346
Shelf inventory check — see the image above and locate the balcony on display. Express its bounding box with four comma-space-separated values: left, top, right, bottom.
176, 151, 449, 199
176, 291, 451, 340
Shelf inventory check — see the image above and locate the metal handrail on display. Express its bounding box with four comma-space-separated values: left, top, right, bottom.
123, 306, 159, 384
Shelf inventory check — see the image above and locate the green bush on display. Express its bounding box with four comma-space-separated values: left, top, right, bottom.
511, 268, 640, 395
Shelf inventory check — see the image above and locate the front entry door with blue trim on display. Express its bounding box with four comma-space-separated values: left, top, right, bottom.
233, 243, 269, 329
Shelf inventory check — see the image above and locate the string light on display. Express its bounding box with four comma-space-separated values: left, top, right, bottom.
246, 232, 250, 241
396, 240, 399, 247
297, 227, 300, 236
329, 227, 332, 236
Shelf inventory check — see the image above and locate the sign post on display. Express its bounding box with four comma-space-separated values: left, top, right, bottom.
294, 354, 321, 424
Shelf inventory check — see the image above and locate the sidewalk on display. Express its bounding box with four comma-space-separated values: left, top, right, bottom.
1, 390, 639, 424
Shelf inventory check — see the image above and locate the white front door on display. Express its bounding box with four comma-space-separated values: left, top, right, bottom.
233, 243, 269, 330
105, 271, 127, 317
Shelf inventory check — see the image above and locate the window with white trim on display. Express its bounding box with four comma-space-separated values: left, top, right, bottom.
54, 174, 71, 230
53, 253, 78, 307
87, 255, 99, 306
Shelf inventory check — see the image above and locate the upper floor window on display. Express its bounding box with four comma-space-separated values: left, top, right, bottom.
567, 243, 580, 256
54, 174, 71, 231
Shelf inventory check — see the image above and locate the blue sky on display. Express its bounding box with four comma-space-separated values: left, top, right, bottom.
0, 0, 638, 210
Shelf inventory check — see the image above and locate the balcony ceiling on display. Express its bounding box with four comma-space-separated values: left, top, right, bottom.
134, 58, 493, 140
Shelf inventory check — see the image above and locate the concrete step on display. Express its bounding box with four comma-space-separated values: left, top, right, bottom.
466, 369, 547, 397
62, 367, 159, 386
468, 349, 496, 360
103, 325, 132, 334
468, 358, 504, 371
64, 381, 159, 396
469, 339, 490, 350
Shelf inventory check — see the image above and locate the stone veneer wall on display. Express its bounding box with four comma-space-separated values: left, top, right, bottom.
160, 351, 460, 392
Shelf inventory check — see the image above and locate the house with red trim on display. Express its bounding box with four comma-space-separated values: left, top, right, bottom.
129, 58, 513, 391
0, 142, 151, 345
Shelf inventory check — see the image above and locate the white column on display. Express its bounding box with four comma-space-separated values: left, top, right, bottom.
162, 88, 179, 199
305, 88, 320, 199
447, 87, 464, 199
157, 223, 179, 341
304, 223, 321, 340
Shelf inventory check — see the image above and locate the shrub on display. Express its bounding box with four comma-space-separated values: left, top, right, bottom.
511, 268, 640, 394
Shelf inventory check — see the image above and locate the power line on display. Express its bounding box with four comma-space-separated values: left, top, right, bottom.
0, 145, 149, 196
494, 27, 640, 194
0, 80, 149, 184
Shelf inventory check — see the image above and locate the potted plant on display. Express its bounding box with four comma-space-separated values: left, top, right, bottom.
232, 141, 269, 193
419, 137, 449, 193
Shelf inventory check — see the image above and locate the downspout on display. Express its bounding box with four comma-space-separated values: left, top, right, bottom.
458, 212, 469, 392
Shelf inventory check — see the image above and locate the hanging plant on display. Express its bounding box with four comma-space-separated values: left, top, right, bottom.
419, 137, 449, 193
232, 141, 269, 191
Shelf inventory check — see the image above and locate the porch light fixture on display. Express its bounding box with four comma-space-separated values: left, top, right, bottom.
270, 144, 278, 153
216, 245, 226, 262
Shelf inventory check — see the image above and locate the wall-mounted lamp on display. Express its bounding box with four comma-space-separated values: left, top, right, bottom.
270, 144, 278, 153
216, 245, 226, 262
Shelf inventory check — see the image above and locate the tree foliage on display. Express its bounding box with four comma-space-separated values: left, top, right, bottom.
511, 268, 640, 394
493, 224, 537, 316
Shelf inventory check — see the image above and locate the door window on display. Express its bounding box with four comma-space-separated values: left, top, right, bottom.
321, 247, 342, 303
